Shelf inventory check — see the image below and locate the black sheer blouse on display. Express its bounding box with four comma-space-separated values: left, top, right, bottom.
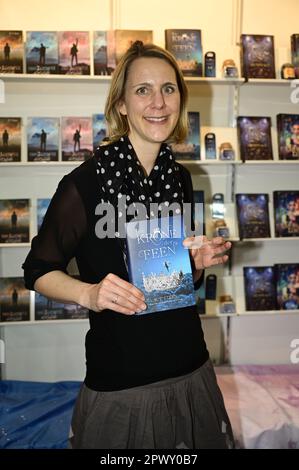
23, 154, 209, 391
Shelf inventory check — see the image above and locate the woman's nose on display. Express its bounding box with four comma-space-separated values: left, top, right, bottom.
150, 90, 165, 108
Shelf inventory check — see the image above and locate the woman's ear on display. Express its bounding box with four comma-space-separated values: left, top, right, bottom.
118, 100, 127, 116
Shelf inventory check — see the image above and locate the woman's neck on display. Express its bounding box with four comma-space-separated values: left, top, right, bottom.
127, 135, 161, 177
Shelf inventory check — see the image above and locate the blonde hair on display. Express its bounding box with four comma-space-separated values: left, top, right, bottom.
104, 41, 189, 144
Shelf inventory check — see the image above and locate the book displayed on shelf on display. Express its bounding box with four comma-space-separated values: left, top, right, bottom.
93, 31, 111, 76
125, 215, 195, 315
241, 34, 276, 79
61, 117, 93, 161
171, 112, 200, 160
0, 117, 21, 162
273, 191, 299, 238
35, 292, 88, 320
277, 114, 299, 160
0, 30, 23, 73
236, 194, 271, 239
243, 266, 277, 311
291, 34, 299, 78
27, 117, 59, 162
113, 30, 153, 65
58, 31, 90, 75
165, 29, 203, 77
0, 277, 30, 322
92, 114, 107, 151
237, 116, 273, 161
0, 199, 30, 243
26, 31, 58, 74
275, 263, 299, 310
37, 198, 51, 231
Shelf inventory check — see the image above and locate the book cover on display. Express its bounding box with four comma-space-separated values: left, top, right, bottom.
0, 117, 21, 162
275, 263, 299, 310
273, 191, 299, 238
241, 34, 276, 79
0, 277, 30, 322
243, 266, 277, 311
61, 117, 93, 161
27, 117, 59, 162
236, 193, 271, 239
165, 29, 203, 77
237, 116, 273, 161
171, 112, 200, 160
93, 31, 112, 75
0, 30, 23, 73
291, 34, 299, 78
58, 31, 90, 75
125, 216, 195, 315
114, 30, 153, 64
37, 198, 51, 232
0, 199, 30, 243
35, 292, 88, 320
92, 113, 107, 151
277, 114, 299, 160
26, 31, 58, 74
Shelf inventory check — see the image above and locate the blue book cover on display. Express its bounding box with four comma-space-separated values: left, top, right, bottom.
27, 117, 59, 162
243, 266, 276, 311
26, 31, 58, 74
92, 113, 107, 151
171, 112, 200, 160
125, 216, 196, 315
165, 29, 203, 77
37, 198, 51, 232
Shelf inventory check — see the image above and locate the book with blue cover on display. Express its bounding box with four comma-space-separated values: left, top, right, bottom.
171, 111, 200, 160
165, 29, 203, 77
125, 216, 195, 315
243, 266, 276, 311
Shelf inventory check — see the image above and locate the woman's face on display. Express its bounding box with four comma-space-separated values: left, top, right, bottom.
119, 57, 180, 149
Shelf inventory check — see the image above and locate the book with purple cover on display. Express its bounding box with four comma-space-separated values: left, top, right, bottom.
237, 116, 273, 161
236, 193, 271, 239
243, 266, 276, 311
58, 31, 90, 75
241, 34, 276, 79
61, 117, 93, 161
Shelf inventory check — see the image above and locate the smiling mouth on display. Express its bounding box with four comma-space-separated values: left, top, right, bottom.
144, 116, 168, 123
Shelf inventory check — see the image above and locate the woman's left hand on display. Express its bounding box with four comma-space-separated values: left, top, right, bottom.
183, 236, 231, 270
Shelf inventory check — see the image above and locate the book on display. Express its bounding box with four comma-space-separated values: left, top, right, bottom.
0, 117, 21, 162
170, 112, 200, 160
92, 114, 107, 151
165, 29, 203, 77
275, 263, 299, 310
26, 31, 58, 74
241, 34, 276, 79
237, 116, 273, 161
35, 291, 88, 320
58, 31, 90, 75
61, 117, 93, 161
243, 266, 277, 311
0, 30, 23, 73
236, 194, 271, 239
277, 114, 299, 160
291, 34, 299, 78
37, 198, 51, 231
0, 277, 30, 322
27, 117, 59, 161
113, 30, 153, 64
273, 191, 299, 238
0, 199, 30, 243
125, 215, 196, 315
93, 31, 112, 75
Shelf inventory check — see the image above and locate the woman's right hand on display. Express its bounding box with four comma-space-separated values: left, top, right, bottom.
81, 273, 147, 315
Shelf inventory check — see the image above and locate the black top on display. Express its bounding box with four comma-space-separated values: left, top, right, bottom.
23, 152, 209, 391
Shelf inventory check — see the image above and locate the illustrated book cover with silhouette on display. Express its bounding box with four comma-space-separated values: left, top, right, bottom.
236, 193, 271, 239
61, 116, 93, 161
165, 29, 203, 77
27, 117, 59, 162
0, 30, 23, 73
26, 31, 58, 74
0, 277, 30, 322
58, 31, 90, 75
0, 117, 21, 162
125, 215, 195, 315
0, 199, 30, 243
237, 116, 273, 161
243, 266, 277, 311
273, 190, 299, 237
92, 113, 107, 151
171, 112, 200, 160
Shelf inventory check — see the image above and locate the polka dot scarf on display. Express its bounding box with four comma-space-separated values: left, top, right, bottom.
95, 135, 184, 221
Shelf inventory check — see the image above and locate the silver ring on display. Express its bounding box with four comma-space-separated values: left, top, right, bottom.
113, 295, 119, 304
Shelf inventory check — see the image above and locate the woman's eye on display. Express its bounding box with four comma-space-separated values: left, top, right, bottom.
164, 85, 175, 94
136, 87, 148, 95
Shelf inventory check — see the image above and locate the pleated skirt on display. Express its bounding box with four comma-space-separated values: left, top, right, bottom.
69, 359, 234, 449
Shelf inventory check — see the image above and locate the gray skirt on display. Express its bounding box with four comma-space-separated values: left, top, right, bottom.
69, 359, 234, 449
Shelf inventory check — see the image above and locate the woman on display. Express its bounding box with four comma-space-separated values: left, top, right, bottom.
23, 41, 234, 449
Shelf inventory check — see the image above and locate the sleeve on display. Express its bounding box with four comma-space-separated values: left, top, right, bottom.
22, 176, 87, 291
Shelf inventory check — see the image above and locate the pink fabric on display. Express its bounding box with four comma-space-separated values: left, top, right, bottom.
216, 365, 299, 449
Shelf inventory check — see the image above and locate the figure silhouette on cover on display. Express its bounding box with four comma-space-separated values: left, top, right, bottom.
40, 129, 47, 152
4, 42, 10, 63
39, 43, 46, 66
2, 129, 9, 146
73, 124, 81, 152
70, 39, 79, 67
